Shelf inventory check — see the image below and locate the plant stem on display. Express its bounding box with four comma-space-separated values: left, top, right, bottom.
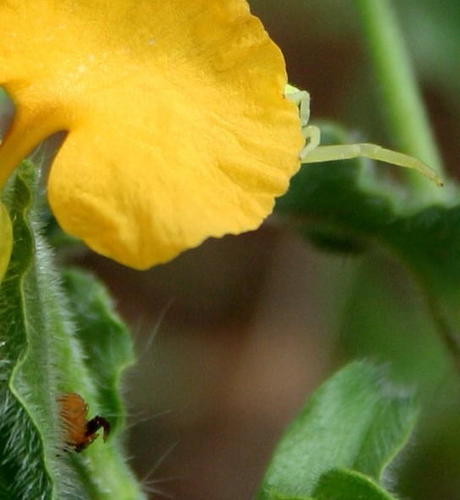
354, 0, 445, 200
354, 0, 460, 373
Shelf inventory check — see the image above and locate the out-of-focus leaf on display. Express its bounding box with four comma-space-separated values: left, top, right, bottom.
257, 361, 417, 499
276, 123, 397, 252
277, 122, 460, 366
394, 0, 460, 103
313, 469, 396, 500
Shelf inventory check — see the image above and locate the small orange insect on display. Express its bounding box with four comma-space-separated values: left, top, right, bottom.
58, 393, 110, 452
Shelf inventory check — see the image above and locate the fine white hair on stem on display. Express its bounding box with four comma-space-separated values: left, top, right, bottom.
140, 441, 180, 498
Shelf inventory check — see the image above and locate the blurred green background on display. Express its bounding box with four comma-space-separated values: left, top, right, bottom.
65, 1, 460, 498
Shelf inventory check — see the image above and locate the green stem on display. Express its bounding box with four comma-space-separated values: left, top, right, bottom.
0, 161, 144, 499
354, 0, 445, 200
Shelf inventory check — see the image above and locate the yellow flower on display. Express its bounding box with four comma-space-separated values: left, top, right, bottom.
0, 1, 303, 269
0, 203, 12, 281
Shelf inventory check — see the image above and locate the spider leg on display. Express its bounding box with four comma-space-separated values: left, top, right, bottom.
285, 87, 322, 160
286, 87, 311, 151
286, 88, 311, 129
301, 142, 442, 186
300, 125, 321, 159
285, 85, 441, 186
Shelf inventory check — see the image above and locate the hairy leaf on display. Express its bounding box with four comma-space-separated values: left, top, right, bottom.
257, 361, 417, 499
0, 161, 144, 499
313, 469, 396, 500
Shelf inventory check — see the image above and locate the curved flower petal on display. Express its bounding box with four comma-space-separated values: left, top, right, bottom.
0, 0, 302, 268
0, 203, 12, 281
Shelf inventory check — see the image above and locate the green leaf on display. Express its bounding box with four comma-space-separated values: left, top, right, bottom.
381, 205, 460, 362
338, 256, 448, 390
276, 123, 396, 251
257, 361, 417, 499
313, 469, 396, 500
276, 0, 460, 373
0, 161, 144, 499
277, 122, 460, 366
62, 268, 135, 437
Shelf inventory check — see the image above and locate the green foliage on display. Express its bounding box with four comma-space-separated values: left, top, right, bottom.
337, 256, 460, 498
62, 269, 134, 438
313, 469, 396, 500
277, 122, 460, 366
0, 2, 456, 499
270, 0, 460, 493
257, 362, 417, 500
0, 161, 144, 499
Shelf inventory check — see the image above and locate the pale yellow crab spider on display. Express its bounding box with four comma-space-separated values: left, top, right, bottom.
286, 85, 443, 187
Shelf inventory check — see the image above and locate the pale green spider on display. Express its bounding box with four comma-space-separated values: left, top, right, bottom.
285, 85, 442, 186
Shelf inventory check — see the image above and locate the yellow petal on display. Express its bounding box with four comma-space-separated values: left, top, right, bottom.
0, 1, 302, 268
0, 203, 12, 281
